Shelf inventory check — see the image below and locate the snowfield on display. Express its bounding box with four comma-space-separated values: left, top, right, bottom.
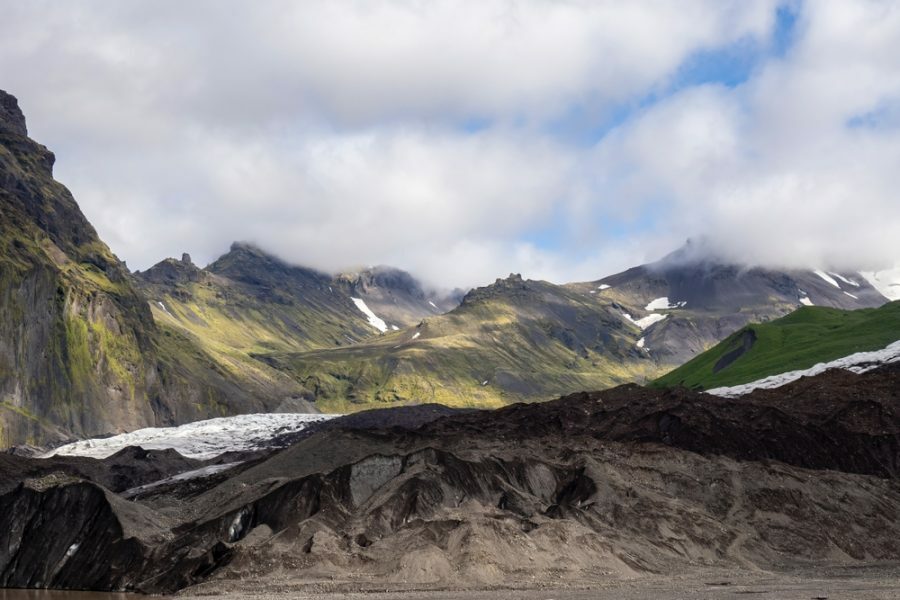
351, 297, 388, 333
707, 340, 900, 398
645, 297, 685, 310
623, 312, 667, 330
42, 413, 340, 460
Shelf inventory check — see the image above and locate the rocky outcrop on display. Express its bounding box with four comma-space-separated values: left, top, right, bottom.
0, 91, 27, 136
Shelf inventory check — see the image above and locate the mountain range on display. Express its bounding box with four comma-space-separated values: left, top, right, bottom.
2, 88, 899, 448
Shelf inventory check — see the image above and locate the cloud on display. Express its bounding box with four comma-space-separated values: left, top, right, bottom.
588, 0, 900, 273
2, 1, 899, 289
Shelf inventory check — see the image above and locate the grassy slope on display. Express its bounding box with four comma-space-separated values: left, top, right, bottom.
654, 302, 900, 390
272, 279, 665, 412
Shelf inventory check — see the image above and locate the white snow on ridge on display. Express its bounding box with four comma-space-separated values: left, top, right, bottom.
707, 340, 900, 398
42, 413, 339, 460
812, 270, 840, 288
636, 337, 646, 349
861, 268, 900, 301
830, 272, 860, 287
645, 297, 686, 311
623, 312, 667, 330
598, 284, 611, 290
351, 297, 388, 333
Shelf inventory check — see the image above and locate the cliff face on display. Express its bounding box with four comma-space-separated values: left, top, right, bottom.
0, 91, 290, 447
0, 90, 162, 446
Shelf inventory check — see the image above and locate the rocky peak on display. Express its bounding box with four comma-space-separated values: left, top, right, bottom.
137, 257, 203, 285
207, 242, 330, 289
460, 273, 533, 306
342, 266, 425, 299
0, 90, 27, 136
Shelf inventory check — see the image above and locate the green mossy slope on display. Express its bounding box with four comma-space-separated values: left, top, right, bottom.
653, 302, 900, 390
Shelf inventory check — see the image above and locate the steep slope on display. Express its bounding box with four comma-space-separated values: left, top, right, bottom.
134, 245, 458, 403
267, 274, 665, 411
0, 89, 163, 446
0, 91, 307, 448
2, 365, 900, 592
654, 301, 900, 390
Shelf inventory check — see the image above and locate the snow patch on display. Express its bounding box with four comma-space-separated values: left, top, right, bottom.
636, 337, 646, 349
645, 297, 685, 311
812, 270, 840, 288
623, 312, 667, 330
428, 300, 438, 309
598, 284, 611, 290
351, 297, 388, 333
830, 273, 859, 287
800, 297, 814, 306
156, 301, 173, 317
860, 268, 900, 301
844, 291, 859, 300
411, 332, 421, 340
390, 325, 399, 331
707, 340, 900, 398
42, 413, 339, 460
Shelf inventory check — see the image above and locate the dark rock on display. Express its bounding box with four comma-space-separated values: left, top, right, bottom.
0, 90, 27, 136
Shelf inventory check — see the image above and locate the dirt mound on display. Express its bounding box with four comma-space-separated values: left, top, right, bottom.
2, 366, 900, 593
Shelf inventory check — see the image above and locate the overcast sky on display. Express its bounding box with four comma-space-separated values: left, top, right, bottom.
2, 0, 899, 289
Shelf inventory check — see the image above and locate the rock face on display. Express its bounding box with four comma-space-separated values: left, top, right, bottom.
0, 91, 27, 136
0, 91, 298, 447
587, 241, 888, 366
1, 365, 899, 593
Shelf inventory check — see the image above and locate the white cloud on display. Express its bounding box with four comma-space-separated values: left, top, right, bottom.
586, 1, 900, 273
2, 1, 899, 289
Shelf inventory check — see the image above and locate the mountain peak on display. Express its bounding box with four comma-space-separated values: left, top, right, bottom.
0, 90, 27, 136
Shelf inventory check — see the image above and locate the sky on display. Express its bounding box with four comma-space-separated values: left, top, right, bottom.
2, 0, 900, 289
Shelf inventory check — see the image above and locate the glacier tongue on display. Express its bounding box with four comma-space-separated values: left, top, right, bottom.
707, 340, 900, 398
42, 413, 340, 460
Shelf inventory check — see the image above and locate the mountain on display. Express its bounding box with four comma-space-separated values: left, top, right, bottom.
3, 363, 900, 592
0, 91, 311, 448
252, 244, 893, 412
265, 273, 663, 411
654, 301, 900, 391
579, 240, 889, 366
4, 87, 898, 445
133, 244, 458, 406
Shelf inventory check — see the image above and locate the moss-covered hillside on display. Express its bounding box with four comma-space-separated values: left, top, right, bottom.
653, 302, 900, 390
265, 274, 667, 411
